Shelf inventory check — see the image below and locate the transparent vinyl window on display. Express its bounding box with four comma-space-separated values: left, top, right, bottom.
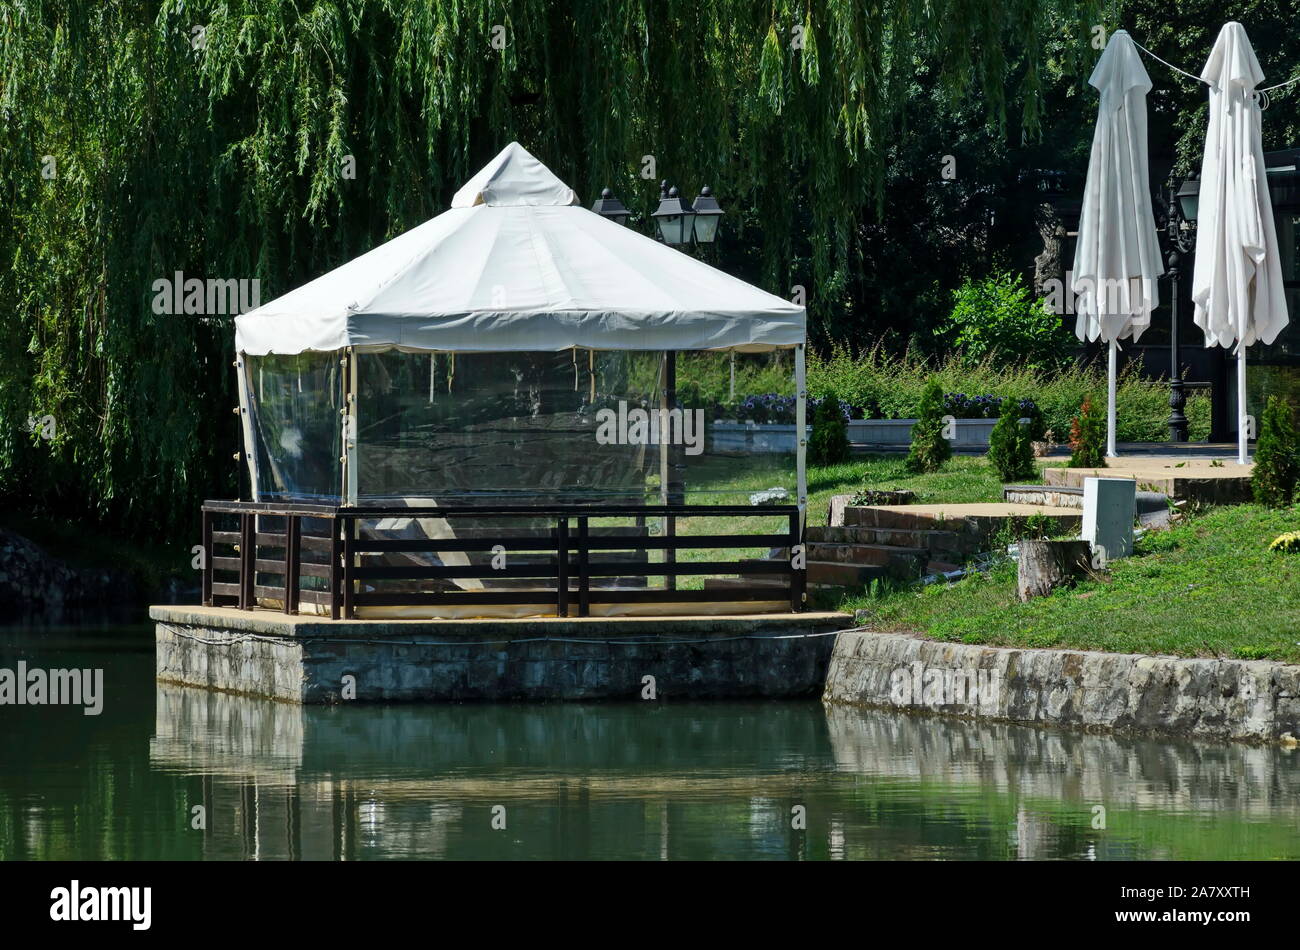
673, 351, 798, 506
353, 350, 797, 506
357, 350, 657, 504
244, 353, 342, 501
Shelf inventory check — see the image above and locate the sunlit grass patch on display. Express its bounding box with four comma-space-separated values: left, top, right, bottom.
841, 505, 1300, 662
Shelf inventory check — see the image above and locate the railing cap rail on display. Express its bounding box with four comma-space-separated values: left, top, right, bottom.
202, 500, 799, 517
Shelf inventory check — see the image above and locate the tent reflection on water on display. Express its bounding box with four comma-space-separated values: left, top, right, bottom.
230, 143, 807, 618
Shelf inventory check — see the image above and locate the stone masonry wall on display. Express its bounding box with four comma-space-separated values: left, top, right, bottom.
824, 629, 1300, 744
154, 608, 848, 703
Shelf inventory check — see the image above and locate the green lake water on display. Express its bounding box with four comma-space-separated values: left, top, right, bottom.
3, 617, 1299, 860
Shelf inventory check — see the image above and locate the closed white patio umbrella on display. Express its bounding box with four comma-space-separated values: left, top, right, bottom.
1192, 22, 1290, 465
1073, 29, 1164, 459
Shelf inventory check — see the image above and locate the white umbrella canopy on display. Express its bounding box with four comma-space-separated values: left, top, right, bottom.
1191, 21, 1290, 464
235, 142, 805, 355
1072, 29, 1164, 458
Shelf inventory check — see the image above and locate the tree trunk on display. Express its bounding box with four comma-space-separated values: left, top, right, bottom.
1017, 539, 1093, 602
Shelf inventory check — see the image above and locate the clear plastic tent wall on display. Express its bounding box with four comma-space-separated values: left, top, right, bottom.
242, 349, 797, 507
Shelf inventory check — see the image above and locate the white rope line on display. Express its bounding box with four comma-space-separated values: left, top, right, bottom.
1260, 74, 1300, 94
1130, 39, 1208, 86
1130, 37, 1300, 110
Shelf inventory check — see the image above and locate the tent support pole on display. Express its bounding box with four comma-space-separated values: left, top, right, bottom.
794, 343, 807, 608
1107, 340, 1118, 459
1238, 349, 1248, 465
661, 352, 680, 590
234, 355, 260, 502
344, 347, 358, 505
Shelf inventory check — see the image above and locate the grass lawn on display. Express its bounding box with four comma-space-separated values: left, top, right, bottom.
842, 504, 1300, 663
682, 453, 1061, 527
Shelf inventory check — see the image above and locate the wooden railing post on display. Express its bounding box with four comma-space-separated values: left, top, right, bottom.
238, 513, 255, 609
577, 516, 590, 617
556, 517, 569, 618
284, 515, 301, 615
329, 515, 342, 620
201, 508, 214, 607
342, 514, 355, 619
789, 510, 805, 613
664, 514, 677, 591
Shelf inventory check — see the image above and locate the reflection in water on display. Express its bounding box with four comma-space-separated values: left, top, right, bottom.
2, 625, 1300, 860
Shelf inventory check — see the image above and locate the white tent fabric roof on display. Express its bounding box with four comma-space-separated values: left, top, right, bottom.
235, 143, 805, 355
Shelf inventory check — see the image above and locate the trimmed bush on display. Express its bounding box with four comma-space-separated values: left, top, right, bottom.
809, 393, 851, 465
1069, 396, 1107, 468
1252, 396, 1300, 507
906, 379, 952, 474
987, 397, 1037, 482
807, 344, 1210, 442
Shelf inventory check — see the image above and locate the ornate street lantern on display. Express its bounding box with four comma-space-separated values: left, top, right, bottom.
591, 187, 630, 227
651, 181, 696, 245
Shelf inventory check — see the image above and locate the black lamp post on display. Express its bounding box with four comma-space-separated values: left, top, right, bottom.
1164, 174, 1200, 441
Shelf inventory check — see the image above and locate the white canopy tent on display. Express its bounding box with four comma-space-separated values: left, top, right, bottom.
235, 142, 805, 356
1073, 29, 1163, 459
1192, 22, 1290, 465
233, 142, 808, 514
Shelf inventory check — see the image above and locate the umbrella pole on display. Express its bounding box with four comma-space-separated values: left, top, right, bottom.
1107, 340, 1118, 459
1238, 349, 1248, 465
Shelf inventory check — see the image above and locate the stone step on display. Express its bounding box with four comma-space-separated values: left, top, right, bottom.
1004, 483, 1171, 515
806, 560, 893, 588
805, 541, 928, 568
841, 503, 1081, 535
1003, 485, 1087, 509
807, 525, 976, 556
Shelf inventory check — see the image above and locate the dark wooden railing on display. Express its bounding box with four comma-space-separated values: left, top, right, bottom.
201, 501, 806, 619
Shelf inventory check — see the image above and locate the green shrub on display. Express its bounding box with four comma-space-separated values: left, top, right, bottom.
906, 379, 951, 474
1252, 396, 1300, 507
987, 397, 1037, 482
938, 270, 1074, 372
806, 344, 1210, 442
809, 393, 851, 465
1069, 396, 1107, 468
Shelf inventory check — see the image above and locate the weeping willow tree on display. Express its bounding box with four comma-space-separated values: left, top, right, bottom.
0, 0, 1099, 539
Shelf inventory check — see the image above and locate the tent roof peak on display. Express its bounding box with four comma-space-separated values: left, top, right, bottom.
450, 142, 580, 208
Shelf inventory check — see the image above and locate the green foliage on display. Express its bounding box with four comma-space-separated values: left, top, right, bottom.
986, 396, 1037, 482
0, 1, 1103, 540
674, 353, 794, 413
906, 379, 951, 474
1252, 396, 1300, 507
807, 344, 1211, 442
1069, 396, 1107, 468
938, 271, 1074, 371
809, 392, 850, 465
